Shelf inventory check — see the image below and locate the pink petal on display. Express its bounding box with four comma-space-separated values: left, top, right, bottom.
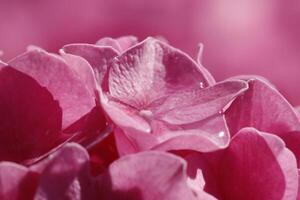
96, 36, 138, 53
107, 37, 213, 108
153, 115, 230, 152
60, 50, 97, 96
34, 143, 92, 199
100, 92, 151, 133
225, 77, 300, 166
0, 162, 38, 200
115, 36, 138, 51
62, 44, 118, 84
216, 128, 298, 200
114, 127, 158, 156
156, 80, 248, 125
8, 49, 95, 129
226, 77, 300, 135
0, 67, 62, 162
98, 151, 211, 200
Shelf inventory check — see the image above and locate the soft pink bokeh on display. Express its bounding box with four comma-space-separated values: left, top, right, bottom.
1, 0, 300, 104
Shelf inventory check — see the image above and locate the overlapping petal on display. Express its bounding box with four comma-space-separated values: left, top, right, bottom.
98, 151, 214, 200
8, 49, 96, 129
96, 36, 138, 53
1, 143, 215, 200
225, 77, 300, 166
62, 44, 118, 84
0, 66, 62, 162
185, 128, 299, 200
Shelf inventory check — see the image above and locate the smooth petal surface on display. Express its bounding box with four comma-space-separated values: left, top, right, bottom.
0, 67, 62, 162
225, 77, 300, 166
107, 37, 213, 108
8, 49, 95, 129
153, 115, 230, 152
207, 128, 298, 200
62, 44, 118, 84
34, 143, 92, 200
0, 162, 37, 200
156, 80, 248, 125
98, 151, 211, 200
96, 36, 138, 53
60, 50, 97, 96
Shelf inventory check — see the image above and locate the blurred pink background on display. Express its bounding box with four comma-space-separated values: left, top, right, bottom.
1, 0, 300, 104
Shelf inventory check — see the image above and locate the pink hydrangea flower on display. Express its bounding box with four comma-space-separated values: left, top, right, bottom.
1, 36, 299, 199
65, 37, 248, 155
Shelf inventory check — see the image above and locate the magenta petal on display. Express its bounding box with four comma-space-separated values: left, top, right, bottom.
157, 80, 248, 125
0, 162, 37, 200
0, 67, 62, 162
225, 77, 300, 165
217, 128, 298, 200
63, 44, 118, 84
8, 49, 95, 129
99, 151, 211, 200
34, 143, 91, 199
226, 77, 300, 135
107, 37, 213, 108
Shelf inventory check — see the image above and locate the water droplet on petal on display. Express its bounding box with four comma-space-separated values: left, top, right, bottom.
199, 82, 205, 88
218, 110, 223, 114
218, 131, 225, 137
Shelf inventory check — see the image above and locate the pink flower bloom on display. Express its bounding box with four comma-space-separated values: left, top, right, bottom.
96, 37, 247, 155
0, 143, 213, 200
0, 49, 106, 163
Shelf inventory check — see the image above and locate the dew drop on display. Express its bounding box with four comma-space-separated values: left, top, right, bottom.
218, 131, 225, 137
199, 82, 205, 88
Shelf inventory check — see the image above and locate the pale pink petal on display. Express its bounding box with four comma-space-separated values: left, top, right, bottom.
100, 92, 151, 133
98, 151, 211, 200
114, 127, 158, 156
115, 36, 138, 51
63, 44, 118, 84
153, 115, 230, 152
225, 77, 300, 166
60, 50, 97, 96
215, 128, 298, 200
8, 49, 95, 129
156, 80, 248, 125
107, 37, 213, 108
0, 162, 37, 200
0, 67, 62, 162
96, 36, 138, 53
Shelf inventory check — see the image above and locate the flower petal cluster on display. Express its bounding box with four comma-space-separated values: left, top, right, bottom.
0, 36, 299, 199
